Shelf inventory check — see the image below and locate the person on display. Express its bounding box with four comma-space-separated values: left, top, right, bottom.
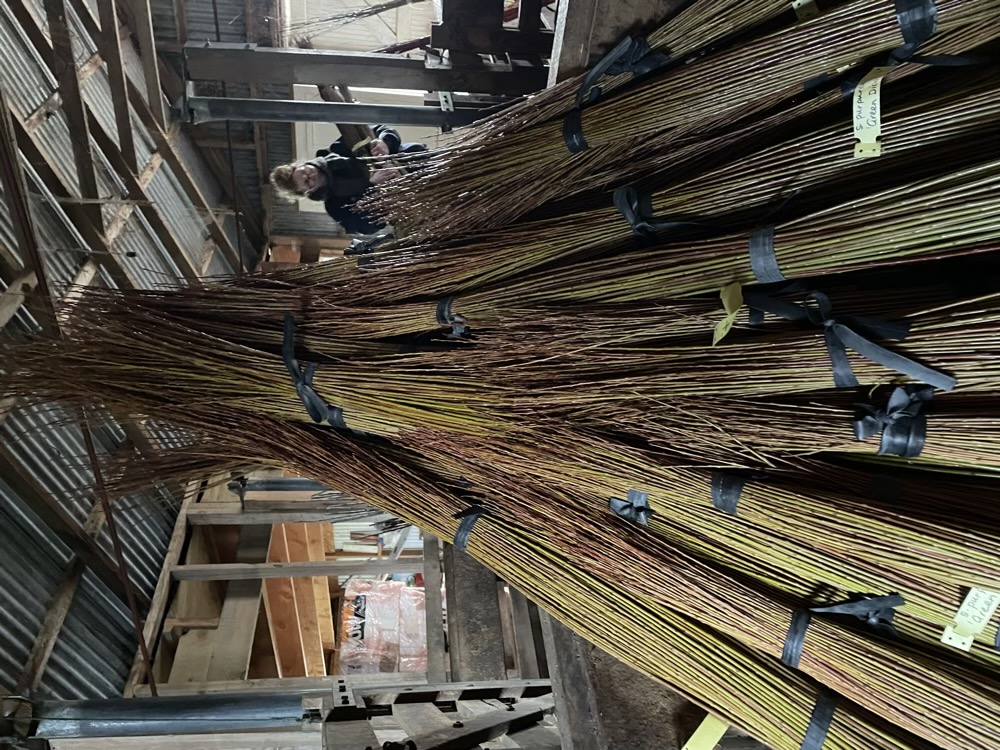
269, 125, 427, 236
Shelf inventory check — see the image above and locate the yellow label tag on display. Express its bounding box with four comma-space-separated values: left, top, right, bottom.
853, 67, 892, 158
941, 587, 1000, 652
682, 714, 729, 750
712, 282, 743, 345
792, 0, 820, 21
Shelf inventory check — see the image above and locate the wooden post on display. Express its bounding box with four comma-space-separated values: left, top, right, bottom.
422, 535, 447, 683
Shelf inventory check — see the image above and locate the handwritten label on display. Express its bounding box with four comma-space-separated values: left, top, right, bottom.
682, 714, 729, 750
712, 282, 743, 345
853, 67, 892, 159
941, 587, 1000, 652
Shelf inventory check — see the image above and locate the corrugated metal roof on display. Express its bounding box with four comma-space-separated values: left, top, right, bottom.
0, 0, 254, 702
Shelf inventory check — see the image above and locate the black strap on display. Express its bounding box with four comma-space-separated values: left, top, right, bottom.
741, 290, 956, 391
344, 233, 393, 256
612, 186, 702, 238
891, 0, 937, 62
282, 314, 348, 429
748, 225, 785, 284
609, 489, 655, 525
435, 297, 467, 338
575, 35, 670, 108
710, 473, 747, 515
800, 690, 840, 750
453, 506, 486, 552
853, 385, 933, 457
781, 594, 904, 669
563, 35, 670, 152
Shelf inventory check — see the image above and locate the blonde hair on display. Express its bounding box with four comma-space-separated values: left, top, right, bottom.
270, 163, 306, 201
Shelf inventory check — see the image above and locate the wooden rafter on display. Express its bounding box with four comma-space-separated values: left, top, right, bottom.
127, 0, 167, 128
43, 0, 103, 232
96, 0, 138, 171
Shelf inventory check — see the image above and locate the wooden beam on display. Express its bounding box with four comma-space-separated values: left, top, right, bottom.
263, 525, 307, 678
305, 524, 336, 656
443, 545, 506, 681
88, 114, 202, 283
174, 559, 423, 580
205, 526, 269, 681
509, 588, 541, 679
123, 482, 198, 695
281, 524, 325, 677
104, 152, 164, 246
422, 534, 447, 683
182, 43, 548, 96
15, 557, 86, 691
0, 271, 38, 328
94, 0, 138, 172
130, 86, 245, 273
43, 0, 103, 231
127, 0, 166, 128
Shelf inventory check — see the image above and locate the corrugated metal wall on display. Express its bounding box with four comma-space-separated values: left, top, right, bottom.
0, 0, 245, 700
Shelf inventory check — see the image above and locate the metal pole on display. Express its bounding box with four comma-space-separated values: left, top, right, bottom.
32, 693, 305, 738
185, 97, 484, 127
229, 477, 332, 494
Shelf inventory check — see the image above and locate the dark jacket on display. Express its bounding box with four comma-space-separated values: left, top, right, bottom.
308, 126, 428, 235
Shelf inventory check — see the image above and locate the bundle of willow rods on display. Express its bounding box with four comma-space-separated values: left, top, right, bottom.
569, 389, 1000, 471
367, 0, 999, 234
82, 408, 986, 749
9, 2, 1000, 748
349, 70, 1000, 303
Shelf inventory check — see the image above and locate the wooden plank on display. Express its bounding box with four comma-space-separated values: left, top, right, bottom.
422, 535, 447, 683
164, 528, 223, 620
174, 560, 423, 580
443, 545, 506, 681
162, 615, 220, 631
42, 0, 102, 230
187, 502, 355, 525
51, 733, 321, 750
264, 525, 307, 678
168, 628, 214, 683
498, 582, 519, 675
0, 271, 37, 328
205, 526, 270, 681
124, 481, 200, 695
248, 599, 280, 679
282, 523, 326, 677
539, 611, 602, 750
306, 524, 336, 656
15, 557, 85, 691
104, 152, 164, 245
509, 588, 541, 679
127, 0, 166, 128
94, 0, 137, 171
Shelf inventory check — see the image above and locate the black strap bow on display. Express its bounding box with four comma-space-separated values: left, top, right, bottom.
741, 290, 956, 391
609, 489, 655, 525
854, 384, 934, 458
282, 314, 348, 429
612, 186, 702, 238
